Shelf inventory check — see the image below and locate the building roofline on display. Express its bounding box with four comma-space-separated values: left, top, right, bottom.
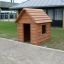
11, 0, 64, 10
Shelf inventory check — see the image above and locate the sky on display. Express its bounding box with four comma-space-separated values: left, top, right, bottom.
0, 0, 27, 3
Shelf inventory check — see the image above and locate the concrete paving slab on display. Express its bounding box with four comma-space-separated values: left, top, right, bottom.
0, 38, 64, 64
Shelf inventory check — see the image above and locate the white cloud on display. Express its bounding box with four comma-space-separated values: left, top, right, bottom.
0, 0, 10, 2
14, 0, 27, 3
0, 0, 27, 3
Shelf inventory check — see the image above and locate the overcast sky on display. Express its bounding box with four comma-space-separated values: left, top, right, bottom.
0, 0, 27, 3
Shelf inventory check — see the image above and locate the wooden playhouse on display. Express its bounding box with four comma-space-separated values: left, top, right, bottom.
16, 8, 52, 45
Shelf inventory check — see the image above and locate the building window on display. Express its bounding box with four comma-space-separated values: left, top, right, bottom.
15, 13, 17, 18
0, 13, 1, 19
45, 9, 63, 21
10, 14, 14, 19
42, 25, 46, 34
5, 13, 8, 19
1, 13, 4, 19
54, 9, 63, 20
48, 9, 54, 20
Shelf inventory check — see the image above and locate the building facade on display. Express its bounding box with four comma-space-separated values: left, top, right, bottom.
0, 11, 16, 21
43, 8, 63, 27
0, 1, 18, 21
11, 0, 64, 28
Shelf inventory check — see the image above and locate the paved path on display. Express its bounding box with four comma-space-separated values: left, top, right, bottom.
0, 38, 64, 64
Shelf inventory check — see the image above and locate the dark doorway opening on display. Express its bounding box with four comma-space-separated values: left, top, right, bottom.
23, 24, 30, 42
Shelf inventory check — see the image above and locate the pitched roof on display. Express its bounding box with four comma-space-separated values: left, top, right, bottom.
11, 0, 64, 9
0, 1, 18, 8
16, 8, 52, 23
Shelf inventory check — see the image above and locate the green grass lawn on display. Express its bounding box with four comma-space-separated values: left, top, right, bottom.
0, 21, 64, 50
41, 28, 64, 50
0, 22, 17, 40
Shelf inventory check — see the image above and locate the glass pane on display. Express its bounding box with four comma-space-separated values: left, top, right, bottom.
10, 13, 14, 19
1, 13, 4, 19
0, 13, 1, 19
5, 13, 8, 19
48, 9, 54, 20
55, 9, 63, 20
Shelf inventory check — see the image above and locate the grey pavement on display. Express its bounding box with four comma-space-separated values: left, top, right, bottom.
0, 38, 64, 64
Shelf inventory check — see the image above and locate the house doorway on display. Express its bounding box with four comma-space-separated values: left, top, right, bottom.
23, 24, 30, 42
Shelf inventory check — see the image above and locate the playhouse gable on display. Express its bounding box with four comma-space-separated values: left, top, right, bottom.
16, 8, 52, 23
16, 10, 33, 23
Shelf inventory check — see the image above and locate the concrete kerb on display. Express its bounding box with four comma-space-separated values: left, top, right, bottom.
0, 37, 64, 53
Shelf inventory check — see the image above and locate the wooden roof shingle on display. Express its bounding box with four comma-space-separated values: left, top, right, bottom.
16, 8, 52, 23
